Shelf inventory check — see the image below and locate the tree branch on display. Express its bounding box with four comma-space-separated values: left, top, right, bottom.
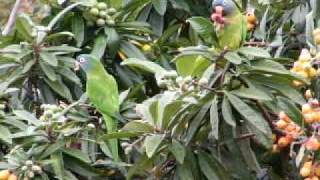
2, 0, 22, 36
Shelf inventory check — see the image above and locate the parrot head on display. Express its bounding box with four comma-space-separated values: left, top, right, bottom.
75, 54, 97, 72
211, 0, 237, 27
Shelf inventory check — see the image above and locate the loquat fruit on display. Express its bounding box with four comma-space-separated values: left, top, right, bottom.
308, 68, 317, 78
300, 166, 311, 177
246, 13, 257, 24
272, 144, 280, 154
7, 174, 18, 180
278, 136, 291, 148
299, 49, 312, 62
279, 111, 291, 122
304, 113, 315, 124
276, 119, 288, 129
0, 170, 10, 180
302, 103, 313, 113
305, 89, 313, 99
305, 137, 320, 151
247, 23, 255, 32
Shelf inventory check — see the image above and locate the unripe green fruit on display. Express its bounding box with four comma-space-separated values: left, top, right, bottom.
99, 11, 107, 18
107, 8, 117, 15
89, 8, 99, 16
106, 19, 115, 25
25, 160, 33, 166
96, 19, 106, 26
199, 78, 209, 86
97, 2, 107, 10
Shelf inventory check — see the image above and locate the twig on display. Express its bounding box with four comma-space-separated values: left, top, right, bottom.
2, 0, 22, 36
244, 41, 268, 47
234, 133, 256, 141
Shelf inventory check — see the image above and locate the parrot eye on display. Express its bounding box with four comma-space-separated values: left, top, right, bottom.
79, 57, 86, 63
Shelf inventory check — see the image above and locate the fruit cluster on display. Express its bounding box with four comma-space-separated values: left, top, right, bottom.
313, 28, 320, 45
88, 2, 116, 27
246, 11, 256, 32
300, 160, 320, 180
39, 104, 63, 121
20, 160, 42, 179
0, 170, 17, 180
290, 49, 317, 86
273, 111, 302, 152
302, 99, 320, 124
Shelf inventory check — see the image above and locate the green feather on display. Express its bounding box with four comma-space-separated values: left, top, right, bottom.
216, 7, 247, 50
78, 54, 120, 161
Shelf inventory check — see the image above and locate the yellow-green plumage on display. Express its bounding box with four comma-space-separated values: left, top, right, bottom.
77, 54, 119, 161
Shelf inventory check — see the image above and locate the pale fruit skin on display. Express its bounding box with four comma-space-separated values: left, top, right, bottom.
305, 89, 313, 99
275, 119, 288, 129
7, 174, 18, 180
97, 2, 107, 10
142, 44, 152, 52
0, 170, 10, 180
302, 103, 313, 113
89, 8, 99, 16
300, 167, 311, 177
96, 19, 106, 27
305, 137, 320, 151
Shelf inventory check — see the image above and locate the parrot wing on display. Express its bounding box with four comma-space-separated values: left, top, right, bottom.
86, 67, 120, 161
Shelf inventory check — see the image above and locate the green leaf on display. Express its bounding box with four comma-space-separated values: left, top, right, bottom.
210, 97, 219, 140
226, 93, 271, 135
230, 86, 272, 101
13, 110, 41, 126
39, 61, 57, 81
51, 152, 64, 180
15, 14, 34, 42
174, 55, 211, 77
121, 58, 166, 74
144, 134, 165, 158
44, 77, 73, 101
105, 27, 120, 57
224, 52, 242, 64
100, 131, 144, 140
40, 52, 58, 67
121, 120, 154, 133
222, 96, 236, 127
169, 139, 186, 164
238, 47, 271, 58
152, 0, 167, 15
63, 148, 91, 163
187, 17, 214, 41
277, 97, 303, 125
91, 34, 107, 59
40, 141, 65, 159
250, 59, 288, 75
197, 151, 230, 180
72, 15, 85, 47
0, 125, 12, 144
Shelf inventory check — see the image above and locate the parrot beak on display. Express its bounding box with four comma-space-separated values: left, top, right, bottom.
211, 6, 225, 24
74, 61, 80, 71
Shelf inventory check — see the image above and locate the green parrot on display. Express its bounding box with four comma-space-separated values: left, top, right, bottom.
76, 54, 119, 161
211, 0, 247, 50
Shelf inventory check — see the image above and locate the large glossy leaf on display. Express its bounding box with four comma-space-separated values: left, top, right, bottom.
210, 97, 219, 140
121, 58, 166, 74
174, 55, 211, 77
238, 47, 271, 58
91, 34, 108, 59
72, 15, 84, 47
169, 139, 186, 164
226, 93, 271, 135
144, 134, 165, 158
40, 52, 58, 67
0, 125, 12, 144
187, 17, 214, 41
152, 0, 167, 15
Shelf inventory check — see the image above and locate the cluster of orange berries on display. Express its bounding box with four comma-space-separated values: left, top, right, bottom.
300, 160, 320, 180
313, 28, 320, 45
273, 111, 303, 152
302, 91, 320, 124
246, 11, 256, 32
291, 49, 318, 86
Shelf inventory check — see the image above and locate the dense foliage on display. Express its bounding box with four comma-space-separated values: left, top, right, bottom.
0, 0, 320, 179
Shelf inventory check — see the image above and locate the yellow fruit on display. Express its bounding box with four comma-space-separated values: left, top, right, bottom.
304, 161, 313, 168
0, 170, 10, 180
278, 136, 291, 148
315, 165, 320, 176
293, 80, 303, 87
302, 104, 313, 113
276, 119, 288, 129
247, 23, 255, 32
296, 71, 309, 78
308, 68, 317, 78
306, 137, 320, 151
142, 44, 152, 52
293, 61, 304, 71
279, 111, 291, 122
272, 134, 277, 143
7, 174, 17, 180
300, 167, 311, 177
315, 35, 320, 45
313, 28, 320, 37
246, 13, 256, 24
305, 89, 313, 99
304, 113, 315, 124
